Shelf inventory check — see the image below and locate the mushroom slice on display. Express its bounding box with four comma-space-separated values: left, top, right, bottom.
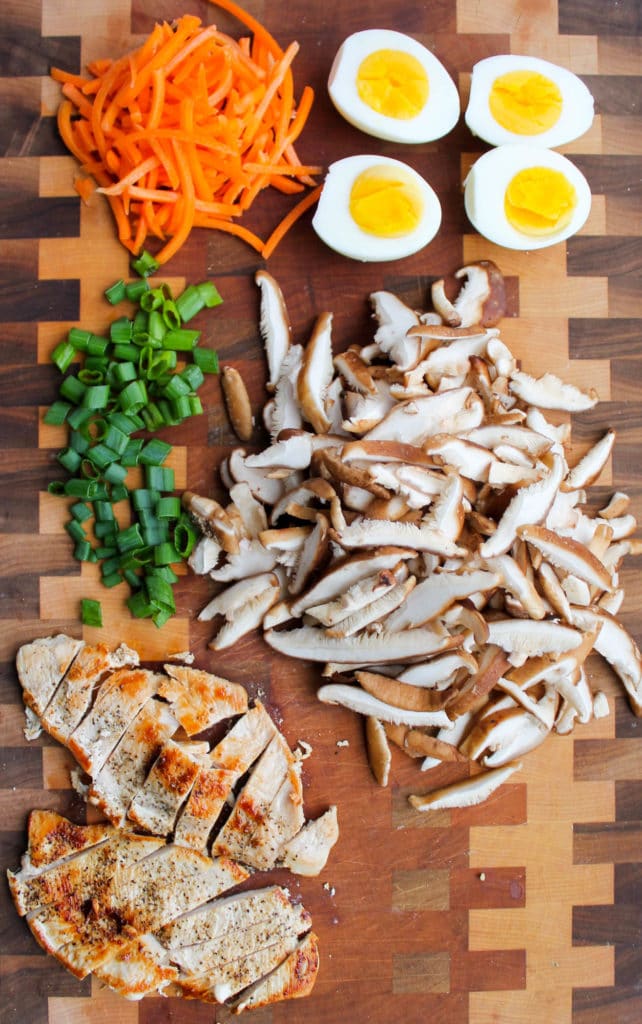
208, 580, 281, 650
479, 453, 565, 558
433, 260, 506, 328
364, 387, 483, 445
568, 606, 642, 716
260, 526, 311, 566
342, 379, 397, 434
298, 312, 334, 433
385, 569, 499, 631
535, 561, 572, 622
182, 492, 240, 554
199, 571, 279, 622
400, 728, 469, 762
398, 651, 478, 689
289, 514, 330, 595
341, 439, 437, 467
517, 524, 614, 593
316, 449, 392, 500
266, 626, 464, 665
228, 482, 268, 538
245, 432, 314, 474
487, 618, 582, 657
466, 424, 553, 459
356, 670, 452, 713
598, 492, 630, 520
256, 269, 292, 391
326, 575, 416, 637
370, 290, 421, 370
365, 717, 392, 786
334, 516, 467, 558
408, 760, 522, 811
509, 370, 599, 411
317, 683, 453, 728
289, 547, 416, 617
484, 554, 548, 620
221, 365, 254, 442
406, 330, 494, 387
334, 349, 378, 395
306, 563, 409, 627
564, 430, 616, 491
267, 344, 304, 438
227, 448, 289, 506
445, 645, 511, 718
209, 537, 277, 582
188, 535, 222, 576
423, 434, 498, 482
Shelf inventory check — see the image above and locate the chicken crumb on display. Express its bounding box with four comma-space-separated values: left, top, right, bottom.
323, 882, 336, 896
336, 739, 349, 748
478, 872, 486, 881
168, 650, 195, 664
296, 740, 313, 760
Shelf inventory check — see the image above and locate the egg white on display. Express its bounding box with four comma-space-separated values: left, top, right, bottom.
328, 29, 460, 144
465, 54, 594, 148
463, 145, 592, 251
312, 155, 442, 262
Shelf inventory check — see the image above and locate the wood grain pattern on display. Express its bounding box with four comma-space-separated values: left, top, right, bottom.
1, 1, 641, 1022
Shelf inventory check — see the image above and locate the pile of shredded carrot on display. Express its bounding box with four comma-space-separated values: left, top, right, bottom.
51, 0, 322, 264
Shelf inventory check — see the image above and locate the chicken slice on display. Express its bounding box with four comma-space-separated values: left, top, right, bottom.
245, 760, 305, 870
16, 634, 84, 719
209, 701, 277, 774
109, 846, 249, 934
178, 932, 302, 1003
9, 830, 164, 916
159, 664, 248, 736
168, 891, 309, 976
18, 809, 112, 874
89, 698, 178, 826
173, 767, 237, 852
92, 934, 178, 998
211, 733, 294, 864
157, 885, 302, 951
278, 805, 340, 877
40, 642, 139, 745
67, 668, 165, 775
231, 931, 320, 1011
127, 739, 202, 836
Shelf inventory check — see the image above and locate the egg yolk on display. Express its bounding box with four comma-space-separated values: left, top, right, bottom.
489, 70, 563, 135
350, 166, 424, 238
504, 166, 577, 236
356, 49, 429, 120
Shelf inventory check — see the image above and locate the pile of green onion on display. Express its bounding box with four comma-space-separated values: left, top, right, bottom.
45, 255, 221, 628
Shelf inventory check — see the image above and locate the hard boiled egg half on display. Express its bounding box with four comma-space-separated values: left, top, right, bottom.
312, 155, 441, 262
328, 29, 460, 143
464, 145, 591, 250
465, 54, 594, 148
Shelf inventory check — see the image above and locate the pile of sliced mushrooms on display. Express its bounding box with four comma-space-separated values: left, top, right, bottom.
183, 262, 642, 812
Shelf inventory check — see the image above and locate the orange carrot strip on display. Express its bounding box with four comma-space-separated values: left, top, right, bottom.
51, 67, 92, 88
208, 0, 283, 58
74, 176, 96, 204
152, 138, 196, 264
192, 214, 265, 252
261, 183, 322, 259
97, 155, 160, 195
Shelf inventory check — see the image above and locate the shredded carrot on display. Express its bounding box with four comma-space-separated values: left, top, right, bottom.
50, 2, 321, 265
73, 175, 96, 205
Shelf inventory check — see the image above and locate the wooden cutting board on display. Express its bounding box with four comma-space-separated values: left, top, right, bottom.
1, 1, 641, 1022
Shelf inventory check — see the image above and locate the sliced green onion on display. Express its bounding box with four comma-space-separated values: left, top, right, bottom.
198, 281, 223, 308
127, 589, 155, 618
78, 368, 105, 385
111, 361, 138, 386
192, 347, 219, 374
163, 374, 191, 400
125, 279, 149, 302
112, 342, 140, 362
162, 328, 200, 351
109, 484, 129, 503
132, 488, 160, 510
93, 500, 115, 522
105, 279, 127, 304
103, 461, 128, 486
145, 465, 174, 491
139, 438, 172, 466
156, 496, 181, 519
94, 520, 117, 539
74, 540, 95, 562
57, 447, 82, 473
123, 568, 143, 589
149, 565, 179, 584
181, 364, 205, 391
82, 384, 111, 410
65, 519, 87, 542
102, 423, 129, 456
47, 480, 66, 495
110, 316, 133, 344
118, 378, 148, 413
146, 574, 175, 612
66, 406, 94, 430
140, 403, 166, 432
101, 571, 123, 588
51, 340, 76, 373
71, 501, 92, 522
174, 519, 197, 557
116, 523, 144, 552
88, 442, 119, 468
87, 334, 110, 357
68, 327, 92, 351
80, 598, 103, 626
59, 376, 86, 404
132, 250, 159, 278
64, 478, 99, 499
121, 437, 144, 467
43, 400, 72, 425
153, 541, 180, 565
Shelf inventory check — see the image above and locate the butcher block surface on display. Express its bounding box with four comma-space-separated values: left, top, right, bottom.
1, 0, 641, 1022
